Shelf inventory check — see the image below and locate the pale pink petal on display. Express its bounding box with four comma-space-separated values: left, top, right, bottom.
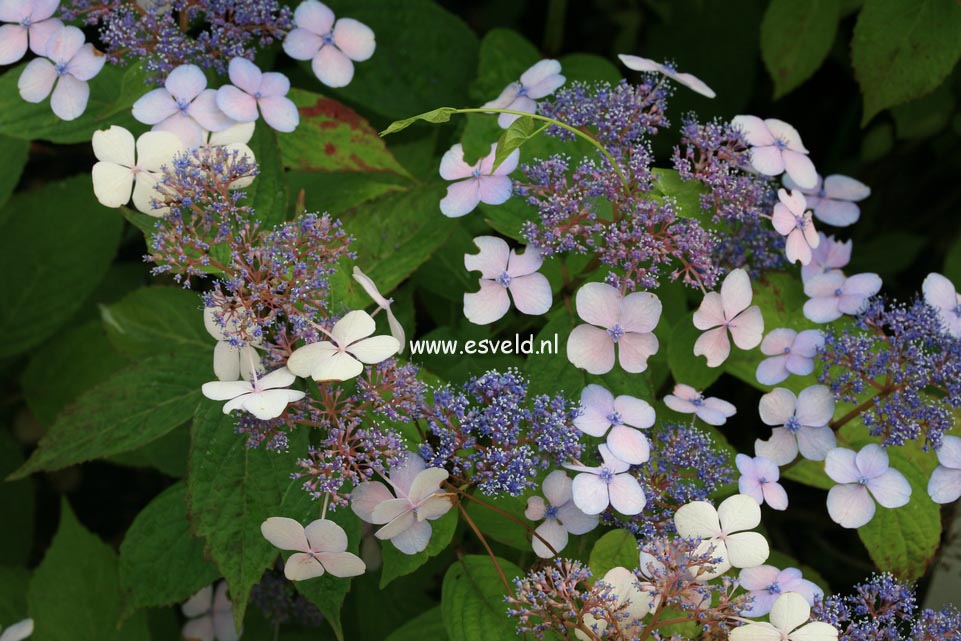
782, 150, 818, 190
731, 115, 775, 146
351, 481, 394, 522
855, 443, 889, 479
333, 17, 375, 61
785, 230, 813, 265
756, 355, 789, 385
132, 88, 179, 125
755, 428, 799, 466
674, 71, 715, 98
729, 306, 764, 349
532, 518, 568, 558
617, 331, 659, 373
525, 496, 546, 521
928, 466, 961, 504
259, 71, 290, 98
574, 384, 614, 437
509, 273, 552, 315
312, 44, 355, 88
795, 385, 834, 426
0, 24, 27, 65
693, 291, 726, 329
17, 57, 56, 103
803, 296, 842, 323
389, 520, 432, 554
373, 505, 415, 538
439, 143, 474, 180
165, 63, 207, 100
284, 552, 326, 580
567, 325, 615, 375
693, 326, 731, 368
608, 474, 646, 515
227, 56, 262, 94
261, 517, 308, 551
721, 269, 753, 318
283, 27, 323, 60
440, 179, 480, 217
476, 175, 513, 205
813, 199, 860, 227
216, 84, 259, 122
618, 54, 664, 73
464, 280, 511, 325
824, 448, 860, 484
212, 611, 239, 641
542, 469, 573, 506
764, 119, 806, 152
27, 17, 61, 55
738, 565, 780, 591
506, 245, 544, 277
827, 483, 875, 528
795, 426, 836, 462
937, 435, 961, 469
607, 424, 650, 465
866, 469, 911, 508
556, 502, 597, 535
771, 202, 798, 236
154, 113, 206, 148
188, 89, 235, 133
761, 482, 789, 510
575, 282, 621, 328
619, 291, 662, 333
571, 473, 610, 515
408, 468, 449, 504
465, 236, 510, 278
823, 174, 870, 201
45, 25, 84, 62
294, 0, 335, 35
613, 395, 655, 429
749, 146, 785, 176
304, 518, 348, 553
258, 95, 299, 132
388, 453, 426, 497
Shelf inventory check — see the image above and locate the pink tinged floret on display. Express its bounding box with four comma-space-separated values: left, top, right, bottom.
524, 470, 598, 558
573, 384, 654, 465
755, 327, 824, 385
692, 268, 763, 367
802, 232, 852, 282
824, 444, 911, 529
772, 188, 820, 265
483, 59, 565, 128
802, 271, 882, 323
260, 517, 366, 580
566, 444, 646, 516
286, 310, 399, 382
731, 115, 818, 189
216, 57, 299, 133
181, 582, 239, 641
784, 173, 870, 227
463, 236, 552, 324
201, 367, 305, 420
18, 25, 105, 121
736, 454, 788, 511
922, 272, 961, 339
663, 383, 737, 426
283, 0, 375, 88
755, 385, 836, 466
928, 435, 961, 504
617, 53, 716, 98
738, 565, 824, 617
439, 143, 519, 217
0, 0, 62, 65
132, 64, 234, 147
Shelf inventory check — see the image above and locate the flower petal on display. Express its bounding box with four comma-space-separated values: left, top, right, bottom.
693, 291, 726, 329
693, 326, 731, 368
389, 519, 432, 554
575, 282, 622, 328
258, 95, 300, 132
440, 178, 480, 217
866, 468, 911, 508
606, 424, 650, 466
0, 24, 28, 65
729, 305, 764, 349
732, 115, 775, 146
305, 518, 348, 553
574, 384, 614, 437
216, 84, 259, 123
261, 516, 307, 551
92, 125, 135, 165
826, 483, 875, 528
674, 501, 721, 538
465, 236, 510, 278
312, 43, 355, 88
17, 57, 56, 103
795, 385, 834, 427
928, 466, 961, 504
571, 473, 610, 515
284, 552, 326, 580
725, 531, 769, 568
782, 150, 818, 190
91, 162, 134, 208
795, 425, 836, 462
608, 473, 646, 515
755, 428, 799, 466
619, 291, 662, 333
718, 493, 761, 532
614, 395, 655, 429
283, 26, 323, 60
617, 331, 659, 373
316, 550, 366, 577
351, 481, 394, 522
332, 309, 376, 345
333, 17, 376, 61
542, 470, 573, 506
464, 280, 511, 325
567, 324, 615, 375
508, 273, 552, 316
345, 335, 399, 364
768, 592, 811, 633
532, 518, 568, 558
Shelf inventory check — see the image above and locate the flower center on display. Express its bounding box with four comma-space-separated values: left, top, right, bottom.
857, 476, 869, 486
517, 85, 529, 97
766, 581, 782, 595
496, 271, 512, 287
607, 324, 625, 343
175, 97, 190, 113
783, 346, 792, 354
254, 91, 263, 100
606, 411, 622, 425
54, 61, 68, 75
691, 396, 704, 407
834, 288, 844, 297
599, 468, 615, 484
774, 137, 788, 151
785, 416, 801, 433
20, 17, 32, 27
954, 303, 961, 318
321, 32, 334, 45
471, 167, 481, 178
544, 504, 559, 520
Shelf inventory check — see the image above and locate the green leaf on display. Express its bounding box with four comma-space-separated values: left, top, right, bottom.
186, 404, 311, 628
653, 168, 708, 219
381, 107, 460, 136
119, 483, 220, 617
322, 0, 478, 120
761, 0, 839, 98
282, 90, 410, 177
464, 493, 531, 552
0, 565, 30, 622
0, 135, 28, 213
492, 116, 540, 172
244, 125, 289, 227
0, 175, 123, 358
0, 429, 33, 565
287, 171, 408, 217
0, 62, 149, 144
857, 447, 941, 579
890, 86, 956, 140
10, 352, 208, 478
588, 529, 639, 578
848, 231, 926, 278
21, 321, 129, 426
385, 607, 448, 641
667, 312, 723, 391
380, 509, 457, 588
470, 29, 541, 103
28, 500, 151, 641
852, 0, 961, 123
441, 555, 523, 641
101, 287, 211, 359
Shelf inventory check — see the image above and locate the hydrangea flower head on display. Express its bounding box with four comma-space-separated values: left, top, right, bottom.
674, 494, 770, 579
18, 25, 105, 120
802, 233, 851, 283
524, 470, 598, 558
260, 517, 366, 580
736, 454, 788, 510
731, 592, 838, 641
927, 435, 961, 504
181, 582, 239, 641
784, 173, 870, 227
618, 53, 716, 98
286, 310, 400, 382
773, 188, 820, 265
573, 384, 654, 465
438, 143, 518, 217
0, 0, 62, 64
201, 367, 305, 420
463, 236, 552, 325
216, 57, 299, 132
350, 453, 453, 555
567, 283, 661, 375
738, 565, 823, 617
692, 268, 764, 367
483, 58, 565, 128
731, 115, 818, 189
663, 383, 737, 426
755, 385, 836, 465
353, 266, 406, 350
803, 271, 882, 323
91, 125, 186, 215
283, 0, 375, 88
922, 272, 961, 339
132, 64, 234, 147
824, 444, 911, 529
756, 328, 824, 386
566, 444, 646, 516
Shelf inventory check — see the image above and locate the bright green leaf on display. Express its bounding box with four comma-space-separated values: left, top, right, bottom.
441, 555, 523, 641
101, 287, 211, 359
588, 529, 639, 578
380, 510, 458, 588
381, 107, 460, 136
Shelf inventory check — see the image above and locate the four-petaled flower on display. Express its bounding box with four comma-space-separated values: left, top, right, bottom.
731, 115, 818, 189
286, 310, 400, 381
283, 0, 375, 88
18, 25, 105, 121
784, 173, 870, 228
928, 435, 961, 504
824, 444, 911, 529
261, 517, 366, 580
203, 305, 262, 382
755, 386, 836, 466
663, 383, 737, 426
922, 272, 961, 339
755, 328, 824, 386
482, 59, 565, 128
353, 266, 406, 350
201, 367, 305, 420
91, 125, 185, 215
438, 143, 519, 218
567, 282, 661, 375
132, 64, 234, 148
618, 53, 715, 98
573, 384, 655, 465
772, 188, 820, 265
802, 271, 881, 323
673, 494, 770, 579
350, 453, 453, 554
524, 470, 598, 558
566, 444, 647, 516
738, 565, 823, 618
801, 233, 851, 283
736, 454, 788, 511
463, 236, 552, 325
181, 582, 240, 641
216, 57, 299, 133
730, 592, 838, 641
692, 268, 764, 368
0, 0, 62, 65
